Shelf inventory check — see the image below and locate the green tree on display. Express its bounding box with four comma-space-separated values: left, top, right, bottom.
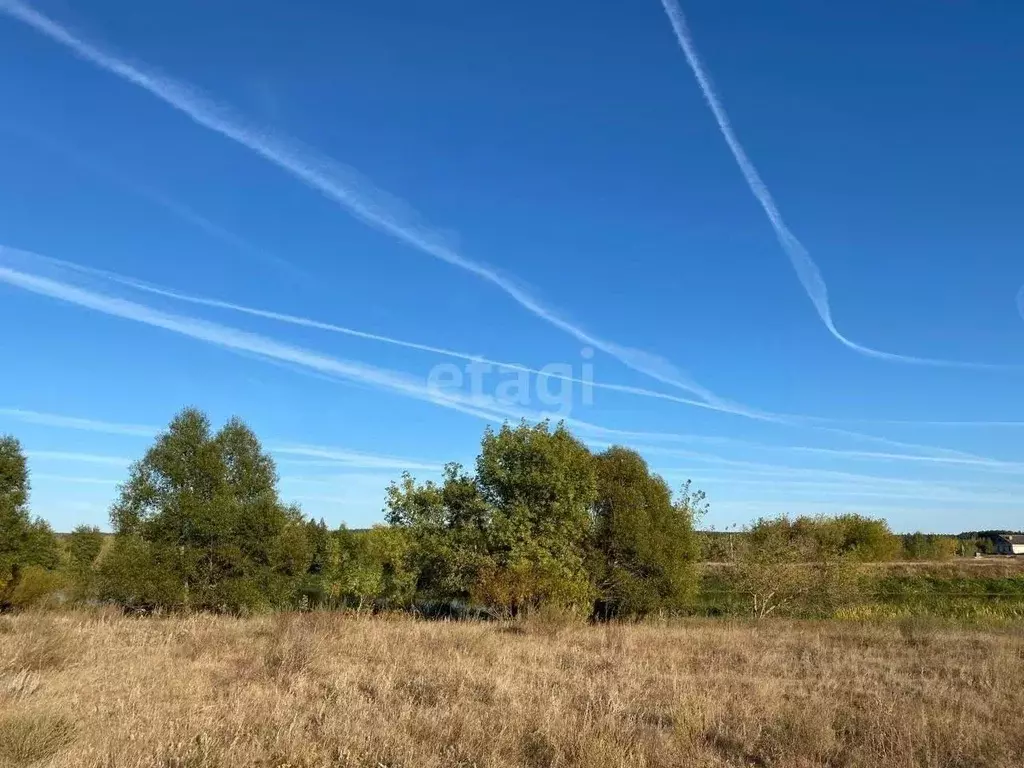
0, 436, 60, 607
385, 421, 599, 615
21, 518, 59, 570
0, 435, 31, 589
66, 524, 106, 601
826, 514, 901, 562
901, 533, 957, 561
743, 514, 899, 563
384, 463, 489, 601
106, 408, 310, 612
473, 421, 597, 614
68, 525, 105, 569
590, 448, 700, 618
97, 534, 186, 611
735, 516, 863, 618
333, 526, 382, 610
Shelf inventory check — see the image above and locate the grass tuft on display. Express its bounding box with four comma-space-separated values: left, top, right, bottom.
0, 712, 75, 765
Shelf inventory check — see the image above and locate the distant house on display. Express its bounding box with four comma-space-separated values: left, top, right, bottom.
994, 535, 1024, 556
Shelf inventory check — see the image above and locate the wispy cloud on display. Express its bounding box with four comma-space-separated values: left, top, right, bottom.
25, 451, 131, 466
698, 478, 1024, 506
0, 402, 445, 472
0, 124, 311, 285
37, 252, 1006, 461
622, 441, 1023, 490
271, 445, 445, 472
52, 253, 770, 419
656, 0, 1012, 370
0, 0, 741, 405
31, 473, 120, 485
2, 248, 1010, 473
0, 247, 572, 428
0, 408, 156, 436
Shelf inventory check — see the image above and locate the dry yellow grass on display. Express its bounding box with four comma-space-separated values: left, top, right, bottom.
1, 611, 1022, 767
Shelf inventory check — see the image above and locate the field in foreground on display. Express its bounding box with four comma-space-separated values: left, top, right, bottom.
2, 613, 1023, 768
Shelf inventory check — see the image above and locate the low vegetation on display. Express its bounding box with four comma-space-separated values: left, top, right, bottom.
3, 408, 1023, 621
0, 610, 1022, 767
4, 408, 1024, 766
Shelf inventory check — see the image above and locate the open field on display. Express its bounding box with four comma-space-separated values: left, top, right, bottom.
2, 612, 1023, 768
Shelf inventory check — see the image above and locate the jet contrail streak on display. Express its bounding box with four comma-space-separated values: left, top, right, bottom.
6, 246, 1007, 471
50, 254, 762, 417
656, 0, 1014, 370
12, 246, 995, 461
0, 0, 739, 405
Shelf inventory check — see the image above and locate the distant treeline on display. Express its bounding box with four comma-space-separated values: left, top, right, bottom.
2, 409, 1021, 619
697, 528, 968, 563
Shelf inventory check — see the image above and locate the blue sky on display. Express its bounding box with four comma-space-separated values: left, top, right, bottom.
1, 0, 1023, 533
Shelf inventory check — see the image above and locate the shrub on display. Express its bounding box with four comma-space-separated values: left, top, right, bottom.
4, 566, 65, 610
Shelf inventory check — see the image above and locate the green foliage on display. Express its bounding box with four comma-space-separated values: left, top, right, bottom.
476, 421, 597, 613
385, 463, 489, 601
901, 533, 958, 561
4, 409, 1008, 623
831, 515, 902, 562
97, 535, 186, 611
387, 421, 598, 615
745, 514, 900, 563
104, 408, 312, 613
732, 515, 863, 618
332, 525, 384, 608
590, 449, 699, 618
0, 435, 31, 588
4, 565, 64, 609
68, 525, 105, 569
0, 436, 60, 608
21, 519, 60, 571
363, 525, 417, 608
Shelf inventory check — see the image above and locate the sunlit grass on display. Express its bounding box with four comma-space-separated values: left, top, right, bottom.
0, 610, 1021, 767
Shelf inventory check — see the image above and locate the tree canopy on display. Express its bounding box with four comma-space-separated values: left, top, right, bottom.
103, 408, 310, 612
0, 435, 59, 604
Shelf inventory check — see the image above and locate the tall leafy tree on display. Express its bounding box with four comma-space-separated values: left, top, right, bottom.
474, 421, 597, 612
67, 524, 106, 601
385, 463, 489, 601
590, 448, 700, 617
0, 435, 31, 587
0, 435, 59, 601
386, 421, 598, 613
107, 408, 309, 612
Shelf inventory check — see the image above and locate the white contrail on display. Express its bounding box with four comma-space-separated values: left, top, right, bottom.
627, 441, 1024, 489
1, 124, 313, 286
0, 248, 724, 439
106, 275, 1006, 460
656, 0, 1014, 370
25, 450, 131, 466
0, 406, 442, 471
5, 246, 1006, 470
0, 262, 530, 427
31, 473, 119, 485
47, 252, 768, 419
270, 445, 445, 472
0, 408, 156, 436
5, 246, 996, 462
595, 431, 1023, 474
0, 0, 734, 404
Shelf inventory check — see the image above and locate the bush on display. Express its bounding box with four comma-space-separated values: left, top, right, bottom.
3, 566, 65, 610
97, 536, 186, 612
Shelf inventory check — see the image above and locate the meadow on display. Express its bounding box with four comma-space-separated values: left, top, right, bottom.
2, 610, 1023, 768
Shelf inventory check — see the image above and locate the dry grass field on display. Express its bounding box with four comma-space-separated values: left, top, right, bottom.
2, 611, 1023, 768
